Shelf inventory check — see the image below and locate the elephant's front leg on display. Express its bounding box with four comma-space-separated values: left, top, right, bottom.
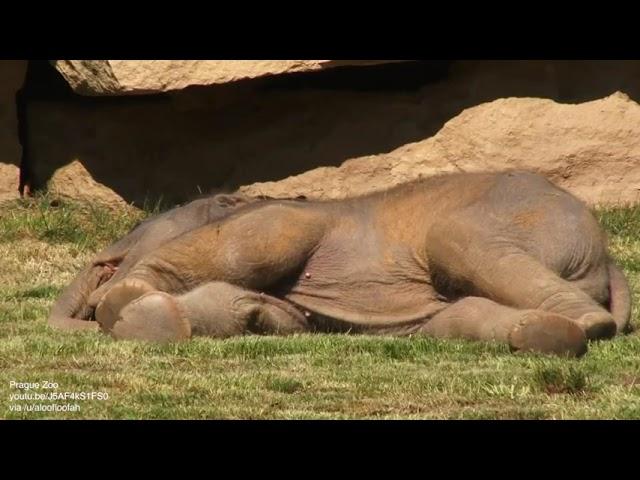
94, 204, 326, 333
104, 282, 310, 341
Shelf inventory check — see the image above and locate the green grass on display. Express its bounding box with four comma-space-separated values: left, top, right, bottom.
0, 194, 146, 251
596, 204, 640, 274
0, 196, 639, 419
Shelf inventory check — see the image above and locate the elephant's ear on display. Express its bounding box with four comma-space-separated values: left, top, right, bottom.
214, 193, 252, 208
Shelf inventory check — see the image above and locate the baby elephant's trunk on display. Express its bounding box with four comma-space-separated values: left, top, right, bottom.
608, 262, 633, 334
47, 263, 111, 331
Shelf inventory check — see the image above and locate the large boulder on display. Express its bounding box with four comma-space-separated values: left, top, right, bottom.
0, 60, 27, 203
52, 60, 401, 96
240, 92, 640, 206
0, 163, 20, 203
25, 61, 640, 208
47, 160, 134, 210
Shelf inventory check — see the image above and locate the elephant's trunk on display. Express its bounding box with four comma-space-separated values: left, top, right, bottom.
47, 226, 142, 332
47, 263, 107, 331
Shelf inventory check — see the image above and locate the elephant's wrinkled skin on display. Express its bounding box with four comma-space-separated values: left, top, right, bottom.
47, 193, 258, 332
55, 171, 632, 357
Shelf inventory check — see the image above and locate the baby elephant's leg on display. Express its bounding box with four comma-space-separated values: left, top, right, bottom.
427, 218, 617, 341
420, 297, 588, 357
107, 282, 309, 342
94, 204, 325, 332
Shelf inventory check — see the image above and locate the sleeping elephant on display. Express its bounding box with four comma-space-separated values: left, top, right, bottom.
51, 171, 633, 358
47, 192, 260, 332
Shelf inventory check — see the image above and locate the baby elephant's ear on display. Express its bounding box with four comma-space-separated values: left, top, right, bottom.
214, 193, 252, 208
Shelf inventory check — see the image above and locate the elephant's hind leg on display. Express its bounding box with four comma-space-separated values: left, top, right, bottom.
105, 281, 309, 342
420, 297, 588, 357
428, 222, 617, 340
472, 253, 617, 341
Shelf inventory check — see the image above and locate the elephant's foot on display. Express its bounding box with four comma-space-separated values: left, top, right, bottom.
110, 292, 191, 342
578, 312, 617, 340
95, 279, 155, 333
508, 312, 587, 358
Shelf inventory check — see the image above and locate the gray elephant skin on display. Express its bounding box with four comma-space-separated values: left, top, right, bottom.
47, 193, 257, 331
48, 171, 632, 357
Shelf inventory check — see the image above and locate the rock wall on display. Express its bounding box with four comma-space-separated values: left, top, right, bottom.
0, 60, 27, 202
28, 76, 451, 206
53, 60, 403, 95
241, 93, 640, 206
10, 60, 640, 208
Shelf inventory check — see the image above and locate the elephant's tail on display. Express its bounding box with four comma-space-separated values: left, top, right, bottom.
608, 261, 633, 335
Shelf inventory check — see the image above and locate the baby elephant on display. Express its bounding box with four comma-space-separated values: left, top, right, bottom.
52, 171, 633, 357
47, 192, 259, 332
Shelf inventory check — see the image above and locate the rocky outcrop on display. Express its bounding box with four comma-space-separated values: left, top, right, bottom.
240, 93, 640, 206
52, 60, 401, 96
0, 163, 20, 203
47, 161, 134, 210
0, 60, 27, 203
34, 91, 640, 208
20, 60, 640, 208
